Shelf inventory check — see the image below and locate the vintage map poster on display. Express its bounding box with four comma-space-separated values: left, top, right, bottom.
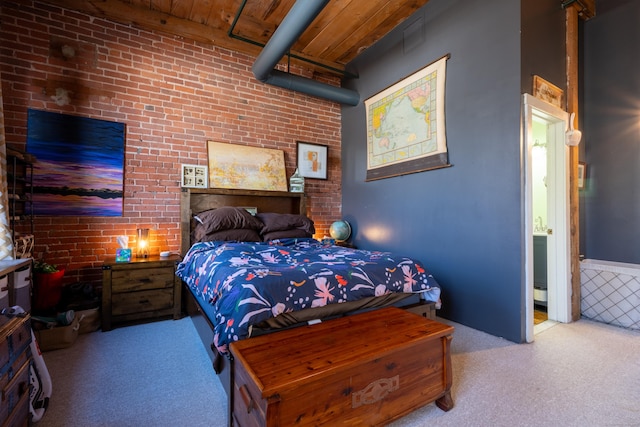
365, 55, 450, 181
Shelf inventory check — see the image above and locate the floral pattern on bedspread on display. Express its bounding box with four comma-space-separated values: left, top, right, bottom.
176, 238, 440, 353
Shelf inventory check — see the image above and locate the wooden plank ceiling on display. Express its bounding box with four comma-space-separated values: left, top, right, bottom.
41, 0, 431, 76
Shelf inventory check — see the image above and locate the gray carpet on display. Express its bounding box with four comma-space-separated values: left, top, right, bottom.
37, 316, 640, 427
37, 318, 226, 427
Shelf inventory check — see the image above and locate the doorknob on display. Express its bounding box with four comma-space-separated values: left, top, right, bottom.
547, 229, 553, 235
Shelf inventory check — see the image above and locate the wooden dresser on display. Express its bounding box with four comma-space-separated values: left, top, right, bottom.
0, 259, 33, 313
102, 255, 182, 331
0, 313, 32, 427
229, 307, 454, 426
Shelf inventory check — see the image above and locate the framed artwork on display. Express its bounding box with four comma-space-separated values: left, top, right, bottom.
365, 54, 450, 181
26, 109, 125, 216
181, 164, 208, 188
533, 75, 564, 109
207, 141, 287, 191
297, 141, 328, 179
578, 162, 586, 190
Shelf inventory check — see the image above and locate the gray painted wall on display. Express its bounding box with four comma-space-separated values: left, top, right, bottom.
583, 0, 640, 264
521, 0, 566, 94
341, 0, 568, 342
342, 0, 524, 342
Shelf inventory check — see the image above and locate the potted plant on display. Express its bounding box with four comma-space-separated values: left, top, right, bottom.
33, 260, 65, 313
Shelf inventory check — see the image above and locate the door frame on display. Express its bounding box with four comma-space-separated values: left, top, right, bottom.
523, 94, 571, 342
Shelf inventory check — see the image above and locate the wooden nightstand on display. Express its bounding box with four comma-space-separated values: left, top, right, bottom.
101, 255, 182, 331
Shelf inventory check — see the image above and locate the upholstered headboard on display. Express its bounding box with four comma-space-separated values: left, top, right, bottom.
180, 188, 306, 255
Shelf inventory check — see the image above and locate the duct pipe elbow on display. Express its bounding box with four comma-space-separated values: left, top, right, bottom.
251, 0, 360, 106
265, 70, 359, 106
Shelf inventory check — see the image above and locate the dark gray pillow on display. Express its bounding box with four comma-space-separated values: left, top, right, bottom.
255, 212, 315, 235
192, 207, 264, 242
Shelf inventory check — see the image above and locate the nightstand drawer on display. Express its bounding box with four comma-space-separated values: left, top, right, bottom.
112, 288, 174, 315
112, 267, 174, 292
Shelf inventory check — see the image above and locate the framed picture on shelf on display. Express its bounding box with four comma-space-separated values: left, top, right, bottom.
181, 164, 208, 188
297, 141, 328, 179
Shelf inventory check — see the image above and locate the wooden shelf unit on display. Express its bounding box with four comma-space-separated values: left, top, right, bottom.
6, 148, 34, 246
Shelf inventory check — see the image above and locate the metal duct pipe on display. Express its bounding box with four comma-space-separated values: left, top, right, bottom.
252, 0, 360, 106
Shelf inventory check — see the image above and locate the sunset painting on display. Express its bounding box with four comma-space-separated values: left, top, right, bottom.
26, 109, 125, 216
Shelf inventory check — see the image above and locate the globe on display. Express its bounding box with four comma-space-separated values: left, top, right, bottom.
329, 220, 351, 242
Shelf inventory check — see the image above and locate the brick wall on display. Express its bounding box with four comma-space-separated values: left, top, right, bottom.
0, 1, 343, 287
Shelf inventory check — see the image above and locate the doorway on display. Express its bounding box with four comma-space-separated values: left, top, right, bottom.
523, 94, 571, 342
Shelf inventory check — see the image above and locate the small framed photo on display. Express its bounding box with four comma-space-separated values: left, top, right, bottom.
297, 141, 328, 180
181, 164, 208, 188
578, 162, 586, 190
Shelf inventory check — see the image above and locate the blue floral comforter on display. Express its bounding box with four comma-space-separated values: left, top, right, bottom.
176, 238, 440, 353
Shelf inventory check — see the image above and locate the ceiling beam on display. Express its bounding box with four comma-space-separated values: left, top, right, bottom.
39, 0, 346, 74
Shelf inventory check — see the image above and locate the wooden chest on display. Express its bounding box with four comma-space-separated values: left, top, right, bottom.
229, 307, 454, 426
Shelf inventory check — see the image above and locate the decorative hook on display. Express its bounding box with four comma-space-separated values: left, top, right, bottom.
569, 112, 576, 131
565, 112, 582, 146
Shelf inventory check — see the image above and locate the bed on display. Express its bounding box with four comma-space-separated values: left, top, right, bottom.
177, 188, 442, 402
